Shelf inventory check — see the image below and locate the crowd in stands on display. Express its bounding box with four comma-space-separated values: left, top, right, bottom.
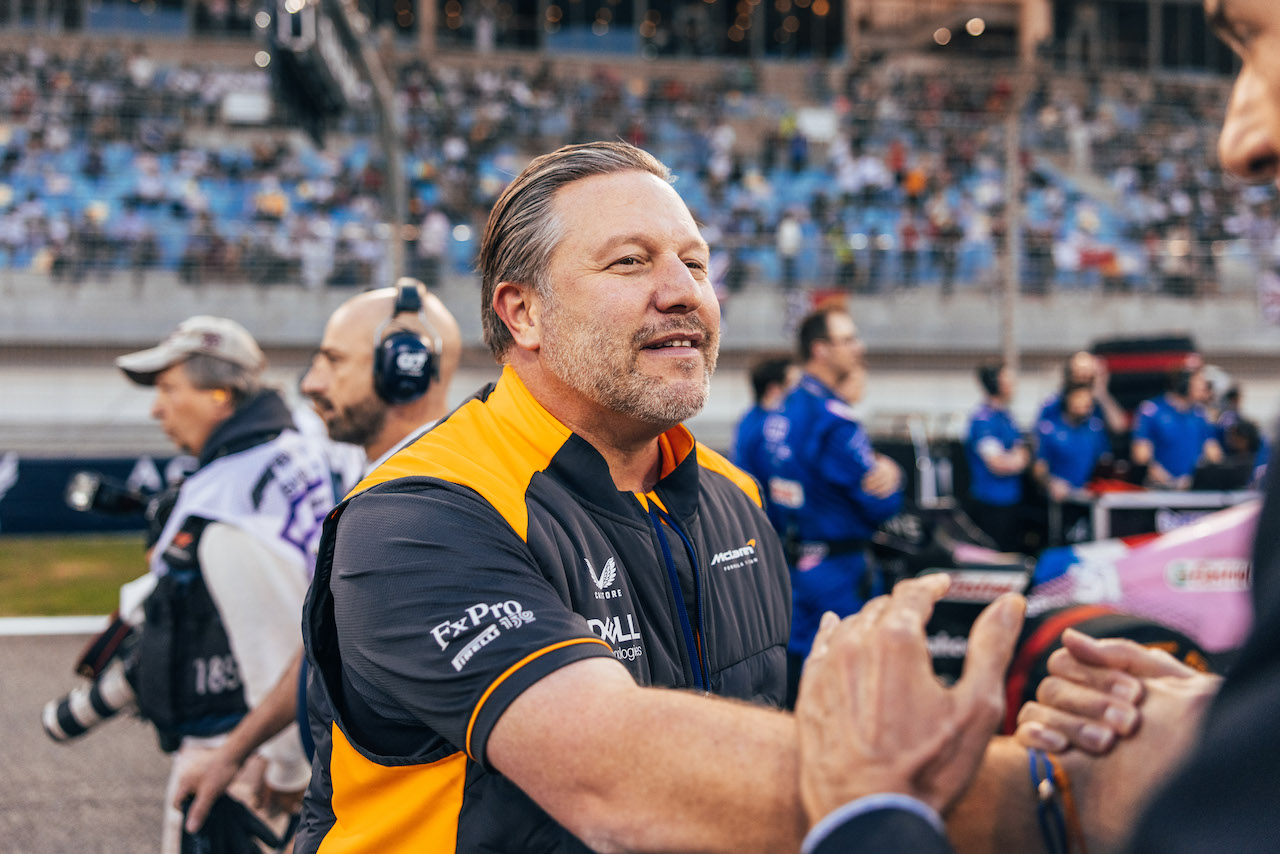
0, 42, 1272, 294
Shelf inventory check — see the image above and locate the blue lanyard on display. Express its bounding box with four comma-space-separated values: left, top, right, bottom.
647, 503, 709, 692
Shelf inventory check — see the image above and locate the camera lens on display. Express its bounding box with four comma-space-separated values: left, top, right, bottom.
42, 659, 136, 742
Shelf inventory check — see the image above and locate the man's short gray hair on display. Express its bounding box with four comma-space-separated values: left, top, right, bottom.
181, 354, 261, 405
477, 141, 671, 361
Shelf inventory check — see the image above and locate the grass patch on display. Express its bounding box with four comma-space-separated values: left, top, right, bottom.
0, 533, 148, 616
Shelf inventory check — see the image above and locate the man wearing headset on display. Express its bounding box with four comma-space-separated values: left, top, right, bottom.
111, 316, 341, 854
172, 280, 463, 837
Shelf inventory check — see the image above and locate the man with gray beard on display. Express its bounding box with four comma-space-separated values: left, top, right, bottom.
295, 141, 1022, 854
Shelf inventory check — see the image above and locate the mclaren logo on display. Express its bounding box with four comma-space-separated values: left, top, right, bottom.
710, 539, 758, 568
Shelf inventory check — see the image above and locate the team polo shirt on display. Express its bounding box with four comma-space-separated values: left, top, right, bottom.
965, 403, 1024, 505
1036, 393, 1107, 432
1036, 414, 1108, 488
297, 366, 790, 853
1133, 396, 1214, 479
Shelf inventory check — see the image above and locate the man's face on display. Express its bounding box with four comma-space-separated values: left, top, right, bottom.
1064, 387, 1094, 422
536, 170, 720, 429
1212, 0, 1280, 185
301, 312, 387, 449
819, 311, 865, 384
998, 367, 1016, 401
837, 361, 867, 406
1067, 352, 1096, 385
1187, 370, 1210, 403
150, 362, 229, 456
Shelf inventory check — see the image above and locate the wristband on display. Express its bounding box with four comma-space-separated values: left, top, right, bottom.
1028, 747, 1068, 854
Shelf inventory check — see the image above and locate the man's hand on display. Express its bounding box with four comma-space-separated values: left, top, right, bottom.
173, 744, 246, 833
1015, 629, 1221, 755
861, 454, 902, 498
1047, 477, 1072, 503
795, 576, 1025, 824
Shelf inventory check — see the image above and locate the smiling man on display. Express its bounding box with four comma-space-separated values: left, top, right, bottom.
295, 141, 802, 853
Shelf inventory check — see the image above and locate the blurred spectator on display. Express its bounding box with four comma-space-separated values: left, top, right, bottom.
776, 208, 803, 291
415, 206, 450, 288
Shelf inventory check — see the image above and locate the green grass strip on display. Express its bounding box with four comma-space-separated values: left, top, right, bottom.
0, 533, 148, 617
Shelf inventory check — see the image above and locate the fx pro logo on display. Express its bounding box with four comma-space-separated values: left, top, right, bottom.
431, 600, 525, 650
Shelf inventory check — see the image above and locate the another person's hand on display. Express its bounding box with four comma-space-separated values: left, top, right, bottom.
861, 454, 902, 498
795, 575, 1025, 824
1051, 655, 1222, 854
1047, 477, 1072, 503
174, 744, 244, 833
1016, 629, 1221, 756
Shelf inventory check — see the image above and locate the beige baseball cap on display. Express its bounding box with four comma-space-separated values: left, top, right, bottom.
115, 315, 266, 386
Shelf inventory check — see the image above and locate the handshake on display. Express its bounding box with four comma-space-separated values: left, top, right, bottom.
792, 575, 1222, 854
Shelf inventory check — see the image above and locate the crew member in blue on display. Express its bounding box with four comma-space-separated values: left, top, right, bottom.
732, 354, 794, 527
1035, 350, 1126, 435
1034, 382, 1110, 500
965, 362, 1029, 552
1131, 367, 1222, 489
1035, 381, 1110, 544
766, 306, 902, 707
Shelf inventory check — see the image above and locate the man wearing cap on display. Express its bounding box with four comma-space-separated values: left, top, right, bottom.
170, 281, 464, 839
115, 315, 340, 854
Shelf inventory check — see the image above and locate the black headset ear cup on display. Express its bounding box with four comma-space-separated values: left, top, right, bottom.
373, 329, 437, 404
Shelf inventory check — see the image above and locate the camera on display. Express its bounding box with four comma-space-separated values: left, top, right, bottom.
64, 470, 151, 516
42, 657, 137, 743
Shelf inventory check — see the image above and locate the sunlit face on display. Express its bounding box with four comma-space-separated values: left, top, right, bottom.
536, 170, 720, 429
1064, 387, 1094, 421
998, 366, 1016, 400
818, 311, 865, 385
1187, 369, 1210, 403
838, 361, 867, 405
1211, 0, 1280, 186
1067, 352, 1097, 385
150, 362, 230, 456
301, 309, 387, 449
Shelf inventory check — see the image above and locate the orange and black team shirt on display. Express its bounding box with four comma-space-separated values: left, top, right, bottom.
297, 366, 791, 854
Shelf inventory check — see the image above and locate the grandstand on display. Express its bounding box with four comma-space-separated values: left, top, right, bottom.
1, 0, 1278, 463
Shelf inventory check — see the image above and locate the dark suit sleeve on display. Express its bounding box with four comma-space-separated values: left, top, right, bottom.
1124, 437, 1280, 853
808, 805, 954, 854
803, 796, 953, 854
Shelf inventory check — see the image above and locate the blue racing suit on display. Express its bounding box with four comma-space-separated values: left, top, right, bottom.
766, 374, 903, 657
733, 403, 787, 529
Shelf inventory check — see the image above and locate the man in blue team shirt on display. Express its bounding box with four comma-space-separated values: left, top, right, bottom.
732, 354, 794, 526
1036, 350, 1126, 435
1131, 367, 1222, 489
1034, 382, 1110, 501
766, 306, 902, 706
965, 362, 1030, 552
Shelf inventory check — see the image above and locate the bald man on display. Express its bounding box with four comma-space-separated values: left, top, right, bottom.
173, 279, 464, 834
